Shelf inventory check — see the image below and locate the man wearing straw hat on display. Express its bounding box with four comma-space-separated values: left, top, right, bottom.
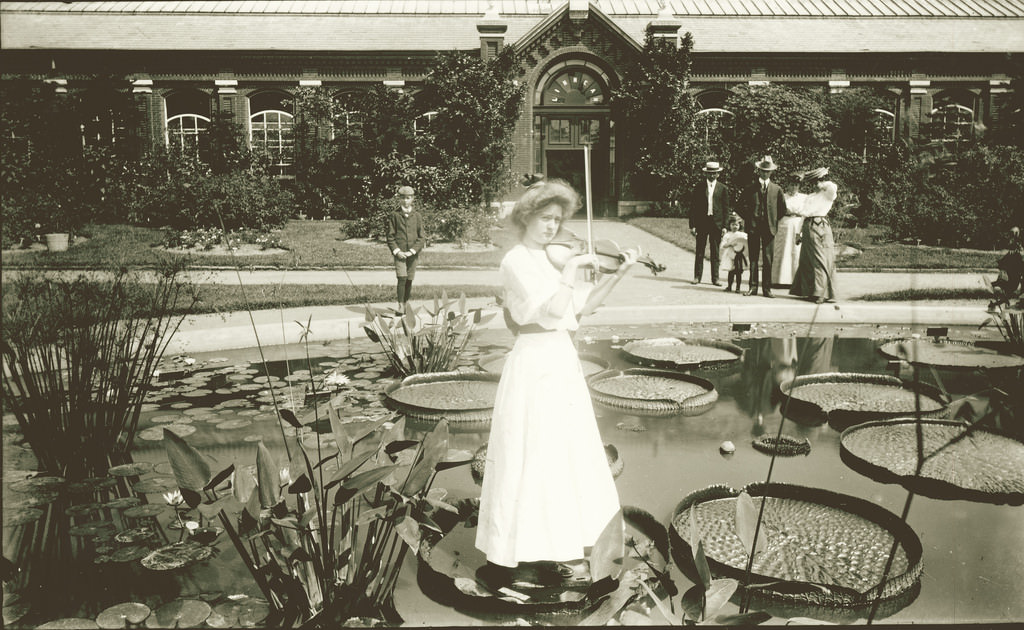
740, 156, 786, 298
688, 161, 731, 286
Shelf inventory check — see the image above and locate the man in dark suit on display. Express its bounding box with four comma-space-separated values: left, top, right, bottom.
740, 156, 786, 298
688, 161, 731, 286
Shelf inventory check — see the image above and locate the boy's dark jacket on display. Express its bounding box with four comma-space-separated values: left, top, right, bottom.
386, 209, 425, 254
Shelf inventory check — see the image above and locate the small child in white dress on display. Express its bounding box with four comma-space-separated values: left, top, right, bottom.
719, 213, 748, 293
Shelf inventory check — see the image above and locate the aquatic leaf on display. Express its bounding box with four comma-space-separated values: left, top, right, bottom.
362, 326, 380, 344
385, 440, 419, 457
396, 515, 421, 550
256, 443, 280, 508
638, 578, 682, 625
705, 611, 772, 625
404, 420, 450, 496
579, 575, 637, 626
324, 445, 377, 490
180, 488, 202, 509
703, 578, 739, 619
279, 409, 302, 429
198, 495, 236, 520
589, 509, 624, 582
690, 506, 712, 589
735, 491, 768, 557
334, 466, 399, 505
288, 474, 312, 494
681, 583, 706, 621
355, 505, 388, 525
204, 464, 235, 492
233, 466, 257, 505
162, 428, 211, 491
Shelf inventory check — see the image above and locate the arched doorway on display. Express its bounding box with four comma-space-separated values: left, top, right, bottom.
533, 63, 614, 216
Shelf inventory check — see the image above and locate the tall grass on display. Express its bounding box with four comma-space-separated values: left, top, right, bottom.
1, 260, 198, 479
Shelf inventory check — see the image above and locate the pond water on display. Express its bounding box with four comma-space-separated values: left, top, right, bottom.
3, 323, 1022, 627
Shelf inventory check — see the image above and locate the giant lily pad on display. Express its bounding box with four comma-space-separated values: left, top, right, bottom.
123, 504, 169, 519
621, 337, 743, 370
96, 602, 151, 629
780, 372, 948, 429
383, 372, 500, 424
36, 618, 99, 629
669, 483, 922, 607
141, 541, 214, 571
879, 338, 1024, 370
9, 476, 65, 493
588, 369, 717, 417
103, 497, 142, 510
132, 478, 178, 494
840, 420, 1024, 505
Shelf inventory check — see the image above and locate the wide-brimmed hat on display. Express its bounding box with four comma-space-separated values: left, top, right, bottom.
754, 156, 779, 171
801, 167, 829, 181
702, 161, 723, 173
397, 185, 415, 196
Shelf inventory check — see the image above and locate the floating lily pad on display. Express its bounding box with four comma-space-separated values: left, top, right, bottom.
67, 477, 118, 494
115, 526, 159, 544
3, 507, 44, 527
621, 337, 743, 370
137, 427, 166, 441
109, 545, 152, 563
150, 415, 181, 424
36, 618, 100, 629
670, 483, 922, 607
841, 420, 1024, 505
209, 597, 269, 628
66, 503, 102, 516
752, 435, 812, 457
68, 521, 116, 537
182, 389, 213, 398
141, 542, 214, 571
780, 373, 948, 429
588, 369, 718, 417
153, 462, 174, 476
383, 372, 499, 424
124, 504, 169, 519
9, 476, 65, 493
103, 497, 142, 510
145, 599, 211, 628
132, 477, 178, 494
108, 462, 154, 477
879, 338, 1024, 370
96, 602, 151, 629
215, 419, 252, 431
168, 402, 193, 410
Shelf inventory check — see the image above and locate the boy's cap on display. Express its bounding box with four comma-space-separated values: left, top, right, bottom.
397, 186, 415, 196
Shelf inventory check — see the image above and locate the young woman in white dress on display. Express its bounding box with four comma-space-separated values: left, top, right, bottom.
773, 181, 807, 287
476, 178, 637, 586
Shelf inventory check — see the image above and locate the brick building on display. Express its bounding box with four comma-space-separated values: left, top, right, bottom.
2, 0, 1022, 214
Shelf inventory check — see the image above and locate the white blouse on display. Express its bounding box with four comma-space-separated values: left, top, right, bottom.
501, 244, 588, 332
797, 181, 838, 218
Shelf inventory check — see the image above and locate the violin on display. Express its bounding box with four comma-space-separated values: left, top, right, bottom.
545, 229, 666, 275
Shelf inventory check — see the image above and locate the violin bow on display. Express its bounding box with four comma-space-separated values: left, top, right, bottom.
583, 142, 596, 282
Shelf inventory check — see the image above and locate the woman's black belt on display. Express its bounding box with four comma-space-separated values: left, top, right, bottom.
810, 217, 830, 225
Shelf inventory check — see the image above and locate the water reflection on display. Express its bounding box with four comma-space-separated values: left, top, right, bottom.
6, 332, 1021, 627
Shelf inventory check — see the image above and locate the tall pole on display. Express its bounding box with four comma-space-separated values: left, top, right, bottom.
583, 143, 595, 282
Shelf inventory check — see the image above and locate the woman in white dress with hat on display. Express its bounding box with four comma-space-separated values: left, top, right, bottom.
789, 167, 839, 303
773, 181, 807, 287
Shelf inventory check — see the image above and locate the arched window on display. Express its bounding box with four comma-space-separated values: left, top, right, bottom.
332, 91, 364, 138
927, 90, 977, 145
866, 108, 896, 154
414, 110, 438, 135
249, 91, 294, 176
541, 69, 605, 105
695, 108, 735, 152
164, 90, 211, 155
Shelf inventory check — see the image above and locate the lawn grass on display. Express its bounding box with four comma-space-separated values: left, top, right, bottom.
2, 221, 512, 269
855, 287, 992, 302
625, 216, 999, 271
188, 283, 500, 316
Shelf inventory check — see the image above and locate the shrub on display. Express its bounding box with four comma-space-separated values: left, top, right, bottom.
180, 171, 295, 231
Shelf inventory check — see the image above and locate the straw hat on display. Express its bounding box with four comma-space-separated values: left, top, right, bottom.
702, 161, 724, 173
397, 185, 415, 196
801, 167, 829, 181
754, 156, 779, 171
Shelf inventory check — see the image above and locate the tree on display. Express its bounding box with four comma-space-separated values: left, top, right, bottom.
417, 46, 525, 207
611, 28, 699, 206
724, 84, 832, 180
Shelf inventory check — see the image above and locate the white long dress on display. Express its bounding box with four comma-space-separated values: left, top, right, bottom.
475, 243, 619, 567
773, 193, 806, 287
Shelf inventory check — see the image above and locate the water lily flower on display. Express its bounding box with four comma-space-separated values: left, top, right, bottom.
163, 489, 184, 506
185, 520, 199, 534
323, 370, 350, 388
183, 357, 196, 366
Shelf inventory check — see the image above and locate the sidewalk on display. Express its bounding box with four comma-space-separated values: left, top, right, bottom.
153, 220, 995, 354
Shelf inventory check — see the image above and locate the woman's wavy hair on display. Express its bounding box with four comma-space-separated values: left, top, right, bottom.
508, 178, 581, 238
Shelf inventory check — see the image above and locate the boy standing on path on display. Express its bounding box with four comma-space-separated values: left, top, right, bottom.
386, 185, 425, 311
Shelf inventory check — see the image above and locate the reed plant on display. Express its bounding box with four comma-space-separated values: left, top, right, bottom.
362, 291, 496, 377
1, 260, 198, 479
